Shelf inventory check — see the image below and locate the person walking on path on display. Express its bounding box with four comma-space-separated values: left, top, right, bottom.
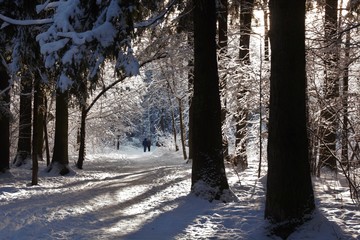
142, 138, 152, 152
146, 138, 151, 152
142, 138, 148, 152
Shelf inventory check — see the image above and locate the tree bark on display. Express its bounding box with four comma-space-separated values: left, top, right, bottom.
178, 98, 187, 160
319, 0, 339, 170
50, 90, 70, 175
0, 65, 11, 172
341, 28, 350, 166
263, 0, 270, 61
265, 0, 315, 237
32, 72, 45, 185
14, 71, 32, 167
191, 0, 230, 201
187, 36, 194, 161
217, 0, 229, 160
239, 0, 255, 63
234, 0, 254, 167
76, 105, 87, 169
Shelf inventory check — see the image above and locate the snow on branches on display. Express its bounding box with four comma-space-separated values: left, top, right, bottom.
36, 0, 139, 92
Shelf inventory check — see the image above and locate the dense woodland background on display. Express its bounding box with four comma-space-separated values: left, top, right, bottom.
0, 0, 359, 238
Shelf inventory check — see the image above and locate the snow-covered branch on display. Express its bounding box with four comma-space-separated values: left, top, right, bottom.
36, 0, 139, 91
0, 13, 53, 28
134, 0, 178, 28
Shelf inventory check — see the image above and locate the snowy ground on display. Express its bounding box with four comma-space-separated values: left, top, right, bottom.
0, 146, 359, 240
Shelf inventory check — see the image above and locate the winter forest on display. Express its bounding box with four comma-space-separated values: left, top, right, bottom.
0, 0, 360, 239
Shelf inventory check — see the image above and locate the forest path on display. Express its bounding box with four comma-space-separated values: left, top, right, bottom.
0, 147, 193, 239
1, 147, 359, 239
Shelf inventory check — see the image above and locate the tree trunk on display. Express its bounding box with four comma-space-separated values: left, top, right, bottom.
234, 0, 254, 167
178, 98, 187, 160
319, 0, 339, 170
14, 71, 33, 167
0, 65, 11, 172
187, 35, 194, 161
191, 0, 230, 201
217, 0, 229, 160
263, 0, 270, 61
239, 0, 255, 63
167, 84, 179, 152
32, 73, 45, 185
235, 106, 248, 169
76, 105, 87, 169
43, 96, 51, 166
50, 90, 70, 175
265, 0, 315, 237
341, 26, 350, 166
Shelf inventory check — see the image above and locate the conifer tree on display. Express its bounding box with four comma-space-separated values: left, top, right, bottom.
265, 0, 315, 237
191, 0, 230, 201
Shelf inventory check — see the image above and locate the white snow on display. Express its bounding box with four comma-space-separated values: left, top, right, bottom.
1, 146, 359, 240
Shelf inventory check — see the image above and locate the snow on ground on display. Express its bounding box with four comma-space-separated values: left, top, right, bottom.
0, 146, 359, 240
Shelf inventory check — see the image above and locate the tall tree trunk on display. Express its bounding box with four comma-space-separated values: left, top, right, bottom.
32, 72, 45, 185
319, 0, 339, 170
43, 96, 51, 166
76, 105, 87, 169
0, 65, 11, 172
263, 0, 270, 61
239, 0, 255, 63
217, 0, 229, 160
265, 0, 315, 237
191, 0, 230, 201
178, 98, 187, 160
235, 0, 254, 168
14, 71, 32, 167
167, 83, 179, 152
341, 26, 350, 166
187, 35, 194, 161
50, 90, 70, 175
235, 105, 248, 168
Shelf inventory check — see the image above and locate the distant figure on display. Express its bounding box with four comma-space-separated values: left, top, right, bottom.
142, 138, 151, 152
142, 138, 147, 152
146, 138, 151, 152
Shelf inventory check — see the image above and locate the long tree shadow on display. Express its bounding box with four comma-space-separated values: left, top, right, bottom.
0, 164, 191, 239
121, 194, 212, 240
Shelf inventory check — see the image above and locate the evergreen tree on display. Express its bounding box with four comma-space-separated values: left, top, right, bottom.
14, 71, 32, 167
0, 65, 11, 172
319, 0, 339, 170
265, 0, 315, 237
191, 0, 230, 201
217, 0, 230, 160
50, 90, 70, 175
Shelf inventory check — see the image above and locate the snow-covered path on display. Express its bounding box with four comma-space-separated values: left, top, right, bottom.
0, 146, 359, 239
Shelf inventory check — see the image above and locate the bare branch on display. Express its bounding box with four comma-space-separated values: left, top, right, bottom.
134, 0, 178, 29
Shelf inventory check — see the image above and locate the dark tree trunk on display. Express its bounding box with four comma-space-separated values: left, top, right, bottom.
14, 71, 33, 167
50, 90, 70, 175
43, 97, 51, 166
265, 0, 315, 237
341, 28, 350, 166
263, 0, 270, 61
191, 0, 230, 201
319, 0, 338, 170
178, 98, 187, 160
76, 105, 87, 169
217, 0, 229, 160
239, 0, 254, 63
0, 65, 11, 172
235, 0, 254, 168
32, 73, 45, 185
167, 84, 179, 152
235, 106, 248, 168
187, 32, 194, 161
